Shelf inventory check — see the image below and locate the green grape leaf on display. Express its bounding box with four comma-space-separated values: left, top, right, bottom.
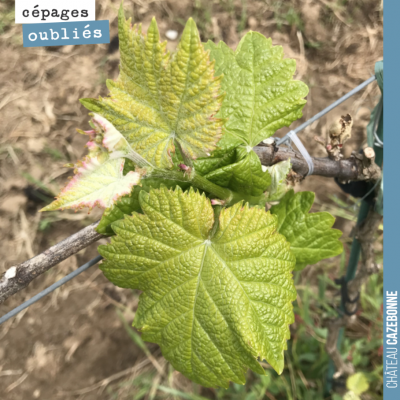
80, 6, 223, 168
194, 137, 238, 176
195, 32, 307, 197
270, 190, 343, 270
202, 147, 271, 196
41, 156, 141, 211
205, 34, 308, 147
264, 159, 291, 202
98, 186, 296, 387
97, 178, 190, 236
97, 185, 144, 236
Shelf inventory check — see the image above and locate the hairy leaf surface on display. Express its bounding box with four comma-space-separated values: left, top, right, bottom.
99, 187, 296, 387
41, 156, 140, 211
80, 6, 223, 168
270, 190, 343, 270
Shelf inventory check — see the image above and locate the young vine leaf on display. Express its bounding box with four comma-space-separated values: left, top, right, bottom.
264, 159, 292, 201
205, 35, 308, 147
94, 113, 151, 167
80, 5, 223, 169
97, 178, 189, 235
99, 186, 297, 387
199, 147, 271, 197
193, 33, 308, 197
41, 113, 145, 212
41, 156, 141, 211
270, 190, 343, 270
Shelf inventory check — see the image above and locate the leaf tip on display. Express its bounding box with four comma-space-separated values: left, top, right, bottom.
118, 1, 126, 21
148, 16, 160, 37
40, 201, 59, 212
79, 98, 99, 112
182, 17, 199, 38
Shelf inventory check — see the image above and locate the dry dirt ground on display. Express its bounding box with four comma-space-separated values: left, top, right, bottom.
0, 0, 382, 399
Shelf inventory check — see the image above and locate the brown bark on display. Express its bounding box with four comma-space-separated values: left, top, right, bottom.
253, 144, 380, 181
0, 221, 103, 304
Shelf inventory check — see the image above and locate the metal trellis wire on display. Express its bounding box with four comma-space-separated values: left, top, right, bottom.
0, 255, 103, 325
0, 75, 377, 326
276, 75, 377, 146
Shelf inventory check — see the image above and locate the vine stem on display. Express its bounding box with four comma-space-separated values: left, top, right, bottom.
0, 149, 380, 304
151, 168, 234, 201
0, 221, 103, 304
253, 145, 380, 181
151, 168, 266, 206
